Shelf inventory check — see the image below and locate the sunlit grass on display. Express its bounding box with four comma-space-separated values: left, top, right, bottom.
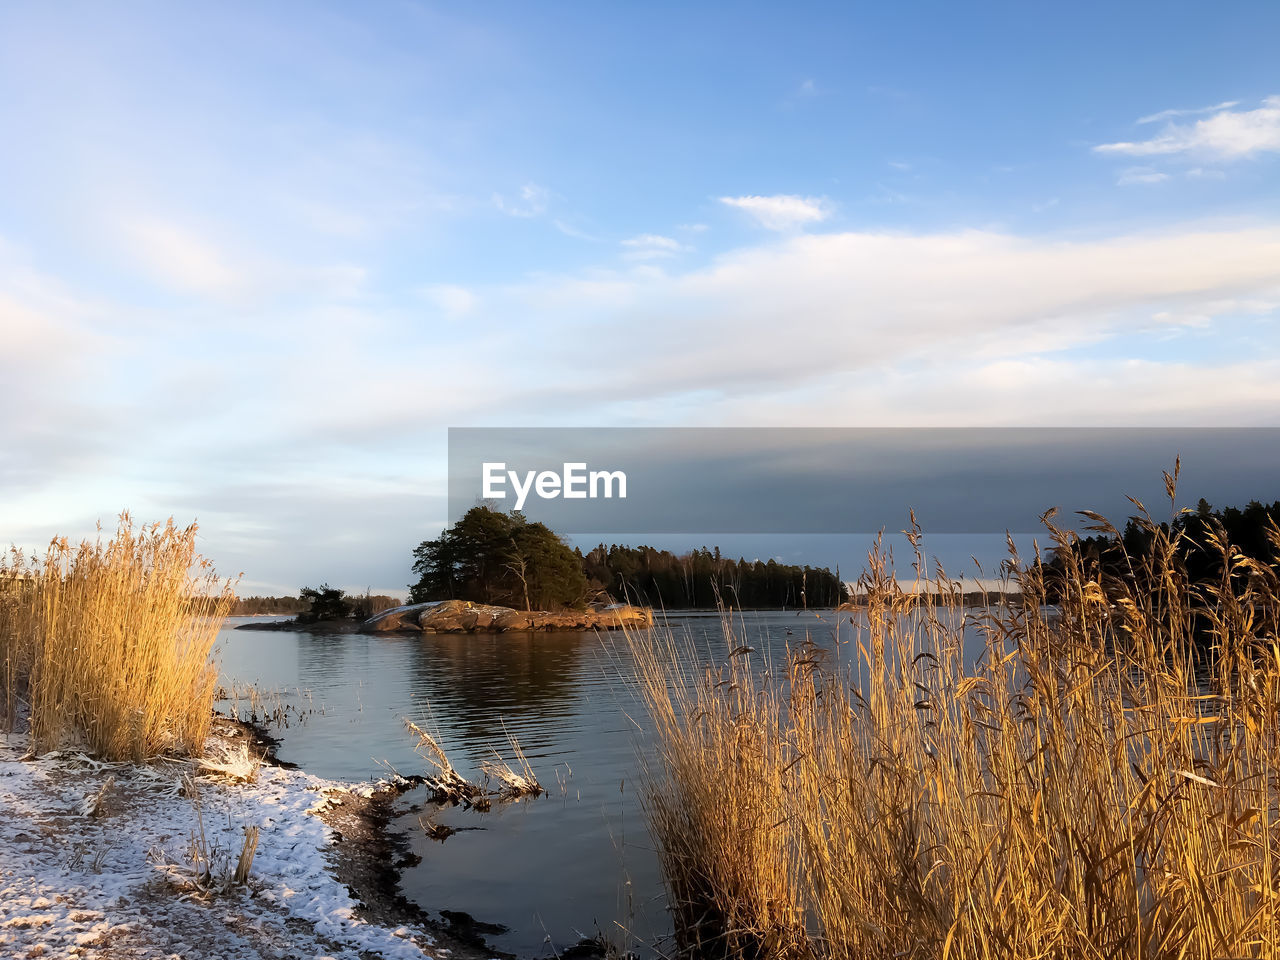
0, 513, 236, 760
633, 477, 1280, 959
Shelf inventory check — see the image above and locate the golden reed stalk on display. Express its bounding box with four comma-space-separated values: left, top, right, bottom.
633, 484, 1280, 960
1, 513, 235, 760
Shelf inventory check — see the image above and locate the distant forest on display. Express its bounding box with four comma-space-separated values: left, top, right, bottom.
410, 505, 847, 610
230, 591, 402, 618
1044, 497, 1280, 598
229, 595, 307, 615
582, 543, 847, 609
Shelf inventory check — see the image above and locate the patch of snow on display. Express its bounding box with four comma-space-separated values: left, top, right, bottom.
0, 734, 438, 959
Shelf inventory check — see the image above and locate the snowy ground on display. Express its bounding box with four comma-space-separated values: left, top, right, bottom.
0, 726, 446, 960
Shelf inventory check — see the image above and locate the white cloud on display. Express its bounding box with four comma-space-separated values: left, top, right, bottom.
421, 283, 476, 317
494, 222, 1280, 420
620, 234, 687, 260
719, 194, 831, 231
119, 217, 367, 303
1117, 167, 1171, 186
125, 219, 247, 296
285, 199, 375, 238
0, 243, 134, 494
493, 183, 550, 218
6, 219, 1280, 593
939, 357, 1280, 426
1148, 295, 1278, 332
1095, 96, 1280, 160
553, 219, 599, 241
561, 354, 1280, 429
1137, 100, 1239, 125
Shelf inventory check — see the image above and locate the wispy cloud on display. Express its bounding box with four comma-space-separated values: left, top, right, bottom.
493, 183, 550, 218
125, 219, 248, 296
620, 234, 687, 260
1096, 96, 1280, 160
6, 219, 1280, 588
553, 219, 599, 241
719, 194, 831, 231
421, 283, 476, 317
1137, 100, 1240, 125
1147, 296, 1277, 334
869, 183, 915, 205
1117, 167, 1171, 186
493, 221, 1280, 422
122, 217, 368, 302
0, 242, 142, 496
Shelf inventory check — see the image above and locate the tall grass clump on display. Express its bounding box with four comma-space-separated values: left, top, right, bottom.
634, 474, 1280, 960
635, 622, 808, 960
0, 513, 235, 760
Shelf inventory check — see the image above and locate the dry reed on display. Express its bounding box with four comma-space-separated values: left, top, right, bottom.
633, 477, 1280, 960
479, 722, 544, 797
234, 825, 261, 885
0, 513, 236, 760
405, 716, 544, 805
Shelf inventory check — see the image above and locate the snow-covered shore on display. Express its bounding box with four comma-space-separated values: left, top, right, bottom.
0, 723, 445, 960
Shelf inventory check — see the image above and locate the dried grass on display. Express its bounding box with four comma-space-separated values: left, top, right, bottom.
405, 717, 543, 806
198, 741, 262, 784
634, 478, 1280, 960
233, 825, 260, 885
479, 722, 544, 797
0, 513, 236, 760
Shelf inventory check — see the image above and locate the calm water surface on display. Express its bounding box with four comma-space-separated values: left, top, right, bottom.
216, 609, 985, 957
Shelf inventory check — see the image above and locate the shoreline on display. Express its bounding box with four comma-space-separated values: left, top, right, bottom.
0, 711, 583, 959
236, 715, 612, 958
237, 599, 654, 635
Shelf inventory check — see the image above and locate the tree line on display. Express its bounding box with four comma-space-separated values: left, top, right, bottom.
582, 543, 846, 609
229, 590, 402, 620
228, 595, 307, 615
1043, 497, 1280, 602
409, 506, 848, 610
409, 507, 588, 609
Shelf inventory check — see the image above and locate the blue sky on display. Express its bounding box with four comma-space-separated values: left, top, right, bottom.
1, 2, 1278, 594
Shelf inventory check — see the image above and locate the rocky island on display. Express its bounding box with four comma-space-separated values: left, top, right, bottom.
364, 599, 653, 634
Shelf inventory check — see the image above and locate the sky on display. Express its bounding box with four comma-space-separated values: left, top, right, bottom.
1, 1, 1278, 595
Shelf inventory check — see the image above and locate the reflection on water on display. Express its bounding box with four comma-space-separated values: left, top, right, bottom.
216, 609, 990, 956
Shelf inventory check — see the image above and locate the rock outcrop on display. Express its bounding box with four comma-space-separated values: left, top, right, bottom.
362, 599, 652, 634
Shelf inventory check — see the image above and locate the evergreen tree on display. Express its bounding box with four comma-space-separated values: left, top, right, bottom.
1041, 496, 1280, 605
299, 583, 351, 622
411, 509, 849, 611
409, 506, 588, 610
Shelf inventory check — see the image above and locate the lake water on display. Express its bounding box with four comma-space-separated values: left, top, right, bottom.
215, 609, 983, 957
